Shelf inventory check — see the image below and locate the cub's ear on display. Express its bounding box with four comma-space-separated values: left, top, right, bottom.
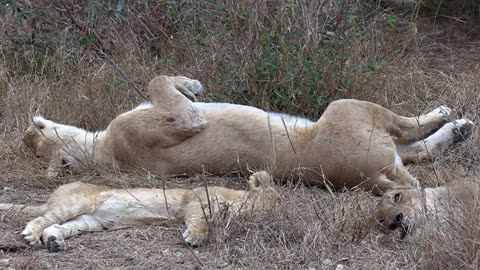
248, 171, 273, 191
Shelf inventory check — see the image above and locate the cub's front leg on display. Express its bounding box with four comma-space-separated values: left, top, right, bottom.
21, 210, 68, 246
41, 215, 104, 252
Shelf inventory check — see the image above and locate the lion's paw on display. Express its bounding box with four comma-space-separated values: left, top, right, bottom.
21, 228, 42, 246
173, 76, 204, 96
433, 105, 452, 118
182, 227, 208, 247
452, 119, 475, 143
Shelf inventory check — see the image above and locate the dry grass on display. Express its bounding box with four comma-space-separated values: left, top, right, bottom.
1, 1, 480, 269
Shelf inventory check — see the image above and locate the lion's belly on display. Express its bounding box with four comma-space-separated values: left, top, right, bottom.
286, 119, 397, 188
135, 106, 310, 175
149, 123, 276, 174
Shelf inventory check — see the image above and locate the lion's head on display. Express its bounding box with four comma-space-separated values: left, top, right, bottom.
373, 185, 423, 238
23, 116, 89, 176
23, 116, 63, 159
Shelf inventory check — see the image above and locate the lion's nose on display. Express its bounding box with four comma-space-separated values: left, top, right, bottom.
394, 213, 404, 225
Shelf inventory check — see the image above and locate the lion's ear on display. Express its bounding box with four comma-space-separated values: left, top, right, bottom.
248, 171, 273, 191
32, 115, 58, 130
32, 115, 47, 129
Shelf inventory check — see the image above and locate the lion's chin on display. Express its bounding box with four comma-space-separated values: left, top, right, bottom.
399, 225, 409, 239
397, 222, 418, 239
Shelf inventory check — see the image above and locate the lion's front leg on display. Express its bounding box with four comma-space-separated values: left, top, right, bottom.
46, 149, 78, 178
396, 119, 475, 164
47, 159, 61, 178
395, 105, 452, 143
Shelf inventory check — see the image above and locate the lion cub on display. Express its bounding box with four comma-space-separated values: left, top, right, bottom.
0, 171, 280, 252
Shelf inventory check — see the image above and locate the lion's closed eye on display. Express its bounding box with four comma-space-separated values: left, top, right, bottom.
393, 193, 401, 203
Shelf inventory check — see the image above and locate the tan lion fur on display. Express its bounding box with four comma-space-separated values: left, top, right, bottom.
23, 75, 474, 194
0, 171, 280, 252
374, 179, 480, 238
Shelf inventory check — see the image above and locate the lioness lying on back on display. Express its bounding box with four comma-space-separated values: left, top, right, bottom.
23, 75, 474, 194
0, 171, 280, 252
374, 180, 480, 238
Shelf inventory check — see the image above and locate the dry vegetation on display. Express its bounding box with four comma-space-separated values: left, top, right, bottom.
1, 0, 480, 269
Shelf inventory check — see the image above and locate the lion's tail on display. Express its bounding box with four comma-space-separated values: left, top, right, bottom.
0, 203, 48, 217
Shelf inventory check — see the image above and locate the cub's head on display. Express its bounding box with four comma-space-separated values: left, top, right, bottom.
247, 171, 282, 211
373, 185, 423, 239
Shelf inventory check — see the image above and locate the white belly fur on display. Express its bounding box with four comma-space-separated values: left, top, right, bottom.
133, 102, 313, 127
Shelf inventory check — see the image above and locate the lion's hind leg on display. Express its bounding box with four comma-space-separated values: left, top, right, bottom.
396, 119, 474, 164
111, 75, 207, 149
148, 75, 203, 111
393, 105, 452, 143
41, 215, 103, 252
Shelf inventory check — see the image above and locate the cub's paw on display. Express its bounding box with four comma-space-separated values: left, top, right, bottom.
46, 235, 65, 253
20, 228, 42, 246
452, 119, 475, 143
182, 227, 208, 247
42, 224, 66, 252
